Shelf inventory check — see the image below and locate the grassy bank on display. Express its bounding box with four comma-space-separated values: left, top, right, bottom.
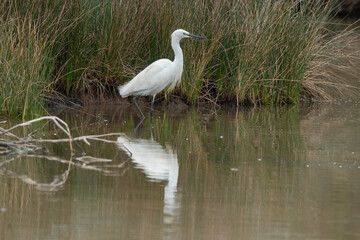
0, 0, 358, 117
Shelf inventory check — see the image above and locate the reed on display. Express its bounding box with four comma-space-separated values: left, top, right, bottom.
0, 0, 357, 116
0, 16, 51, 117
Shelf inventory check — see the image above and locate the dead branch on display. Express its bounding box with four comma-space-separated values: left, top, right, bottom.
0, 116, 74, 155
0, 116, 130, 192
28, 132, 126, 145
0, 116, 127, 158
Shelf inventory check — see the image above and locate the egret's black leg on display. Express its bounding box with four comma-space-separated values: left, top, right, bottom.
150, 95, 156, 118
133, 96, 145, 119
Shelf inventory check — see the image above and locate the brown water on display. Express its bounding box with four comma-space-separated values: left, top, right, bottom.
1, 102, 360, 240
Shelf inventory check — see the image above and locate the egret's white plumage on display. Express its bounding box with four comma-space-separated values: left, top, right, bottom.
118, 29, 205, 118
119, 58, 178, 97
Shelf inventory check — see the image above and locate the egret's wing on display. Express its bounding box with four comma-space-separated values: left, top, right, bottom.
119, 59, 174, 97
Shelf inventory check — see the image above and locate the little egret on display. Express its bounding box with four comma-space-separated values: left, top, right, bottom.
118, 29, 205, 118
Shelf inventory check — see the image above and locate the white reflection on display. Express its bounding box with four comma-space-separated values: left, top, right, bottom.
117, 135, 180, 225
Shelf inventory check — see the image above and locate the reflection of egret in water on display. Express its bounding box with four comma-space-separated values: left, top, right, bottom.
116, 134, 180, 226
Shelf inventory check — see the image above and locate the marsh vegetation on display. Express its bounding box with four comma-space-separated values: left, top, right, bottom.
0, 0, 359, 117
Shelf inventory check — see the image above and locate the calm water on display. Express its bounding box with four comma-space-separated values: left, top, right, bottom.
1, 102, 360, 240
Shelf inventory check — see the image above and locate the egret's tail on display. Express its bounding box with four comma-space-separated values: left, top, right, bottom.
118, 82, 142, 98
118, 85, 127, 98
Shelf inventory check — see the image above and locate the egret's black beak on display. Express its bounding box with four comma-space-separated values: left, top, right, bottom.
185, 33, 205, 39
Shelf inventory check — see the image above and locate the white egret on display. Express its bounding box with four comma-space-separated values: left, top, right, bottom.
118, 29, 205, 118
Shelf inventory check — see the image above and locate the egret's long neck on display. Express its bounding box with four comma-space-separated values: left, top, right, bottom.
171, 38, 183, 67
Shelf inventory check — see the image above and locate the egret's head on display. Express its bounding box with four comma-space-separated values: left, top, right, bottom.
171, 29, 205, 42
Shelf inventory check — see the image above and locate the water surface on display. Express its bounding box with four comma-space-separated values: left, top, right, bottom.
1, 102, 360, 240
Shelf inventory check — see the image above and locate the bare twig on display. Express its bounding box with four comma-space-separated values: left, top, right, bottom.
0, 126, 22, 141
1, 116, 74, 153
76, 156, 112, 163
27, 132, 126, 145
0, 116, 130, 192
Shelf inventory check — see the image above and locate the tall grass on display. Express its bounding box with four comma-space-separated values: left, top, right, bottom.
0, 0, 357, 116
0, 16, 51, 117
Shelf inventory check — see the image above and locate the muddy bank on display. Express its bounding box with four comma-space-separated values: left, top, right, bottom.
45, 93, 229, 116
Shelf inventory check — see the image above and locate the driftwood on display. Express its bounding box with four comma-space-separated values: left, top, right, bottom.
0, 116, 129, 192
0, 116, 74, 155
0, 116, 126, 154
